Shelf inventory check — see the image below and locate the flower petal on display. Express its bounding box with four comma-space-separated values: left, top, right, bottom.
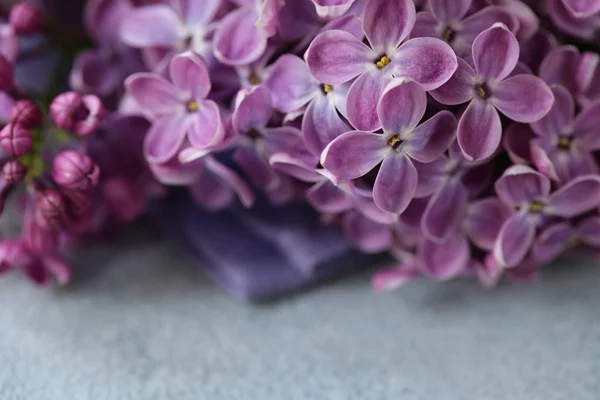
373, 153, 417, 214
213, 7, 267, 66
420, 235, 470, 280
204, 156, 255, 209
302, 94, 350, 155
363, 0, 416, 53
232, 86, 272, 134
233, 147, 279, 190
472, 23, 519, 81
372, 264, 421, 292
422, 178, 468, 242
346, 72, 392, 131
188, 100, 224, 148
306, 30, 373, 85
530, 85, 574, 138
458, 6, 519, 54
428, 0, 471, 24
125, 73, 182, 118
492, 74, 554, 123
466, 197, 514, 251
503, 123, 536, 164
562, 0, 600, 18
579, 216, 600, 247
572, 101, 600, 149
494, 165, 551, 207
532, 222, 574, 264
412, 157, 447, 198
546, 175, 600, 217
429, 57, 476, 106
321, 131, 386, 179
312, 0, 356, 19
343, 211, 392, 253
144, 115, 189, 163
405, 110, 457, 163
269, 153, 323, 182
377, 78, 427, 135
457, 99, 502, 161
493, 213, 535, 267
306, 179, 352, 214
392, 37, 458, 90
265, 54, 319, 113
169, 51, 211, 99
120, 5, 186, 48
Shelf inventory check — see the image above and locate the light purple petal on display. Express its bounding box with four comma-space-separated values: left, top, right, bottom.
428, 0, 471, 24
232, 86, 272, 134
494, 165, 551, 207
492, 74, 554, 123
180, 0, 221, 25
457, 99, 502, 161
377, 78, 427, 135
363, 0, 415, 53
120, 5, 186, 48
530, 85, 574, 139
539, 46, 581, 93
412, 157, 447, 198
466, 197, 513, 251
404, 111, 457, 163
532, 222, 573, 264
410, 12, 440, 39
493, 213, 535, 267
503, 123, 535, 165
306, 30, 374, 85
579, 217, 600, 247
392, 37, 458, 91
125, 73, 182, 118
373, 153, 417, 214
149, 157, 202, 186
422, 178, 468, 242
306, 179, 352, 214
562, 0, 600, 18
144, 115, 189, 163
233, 147, 279, 190
472, 24, 519, 81
420, 235, 470, 280
343, 211, 393, 254
312, 0, 356, 19
530, 140, 559, 182
458, 6, 519, 54
429, 57, 476, 106
189, 168, 235, 211
188, 100, 224, 149
204, 156, 255, 209
321, 131, 386, 179
546, 175, 600, 217
265, 54, 319, 113
302, 95, 350, 156
572, 101, 600, 149
372, 264, 421, 292
269, 153, 323, 182
169, 51, 211, 99
346, 72, 392, 132
213, 7, 267, 66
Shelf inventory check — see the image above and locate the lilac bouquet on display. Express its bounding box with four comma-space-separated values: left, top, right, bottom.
1, 0, 600, 300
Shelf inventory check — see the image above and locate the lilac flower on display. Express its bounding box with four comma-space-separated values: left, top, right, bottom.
561, 0, 600, 17
9, 2, 44, 35
53, 151, 101, 191
0, 123, 32, 156
411, 0, 518, 55
530, 85, 600, 182
322, 78, 457, 214
120, 0, 221, 69
2, 160, 26, 184
312, 0, 356, 19
11, 99, 41, 129
50, 92, 106, 137
126, 51, 224, 164
306, 0, 457, 131
546, 0, 600, 40
532, 216, 600, 264
493, 165, 600, 267
431, 24, 554, 161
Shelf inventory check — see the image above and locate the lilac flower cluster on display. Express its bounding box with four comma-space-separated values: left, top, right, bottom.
3, 0, 600, 292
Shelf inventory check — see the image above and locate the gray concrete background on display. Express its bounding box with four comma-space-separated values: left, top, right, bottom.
0, 225, 599, 400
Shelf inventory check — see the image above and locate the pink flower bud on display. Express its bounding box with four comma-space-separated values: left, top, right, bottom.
9, 2, 44, 35
11, 99, 42, 129
62, 188, 93, 218
2, 160, 26, 184
35, 188, 67, 229
50, 92, 105, 136
53, 150, 100, 190
0, 123, 33, 157
0, 54, 13, 91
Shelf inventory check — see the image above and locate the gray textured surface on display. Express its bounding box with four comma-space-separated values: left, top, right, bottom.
0, 226, 599, 400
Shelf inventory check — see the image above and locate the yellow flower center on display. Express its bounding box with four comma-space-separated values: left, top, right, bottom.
376, 55, 391, 70
443, 28, 456, 43
388, 135, 403, 151
249, 74, 261, 85
323, 84, 334, 93
558, 136, 571, 150
529, 200, 545, 212
567, 236, 582, 249
187, 100, 199, 112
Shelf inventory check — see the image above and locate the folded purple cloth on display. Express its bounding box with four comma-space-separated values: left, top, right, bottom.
161, 192, 372, 301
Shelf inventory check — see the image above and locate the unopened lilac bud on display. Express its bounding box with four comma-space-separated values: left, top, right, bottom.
50, 92, 105, 136
0, 123, 33, 157
50, 91, 81, 130
36, 188, 67, 229
11, 100, 42, 129
9, 2, 44, 35
62, 188, 93, 218
53, 150, 100, 190
2, 160, 26, 184
0, 54, 13, 92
